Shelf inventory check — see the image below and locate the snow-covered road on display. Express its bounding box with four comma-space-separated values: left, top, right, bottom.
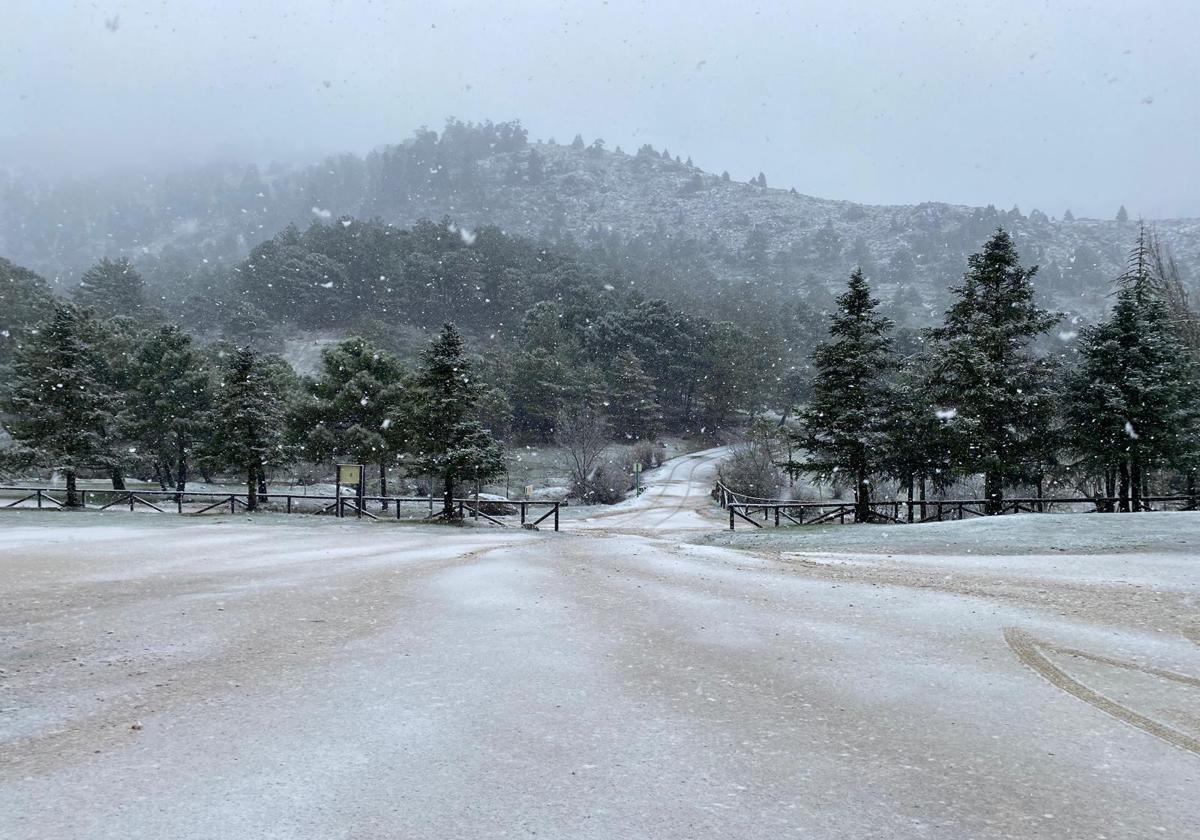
2, 451, 1198, 839
567, 445, 730, 532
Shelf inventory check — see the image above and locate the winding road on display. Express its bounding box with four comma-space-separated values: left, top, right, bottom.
2, 448, 1198, 839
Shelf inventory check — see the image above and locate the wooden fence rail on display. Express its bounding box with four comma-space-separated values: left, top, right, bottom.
0, 487, 563, 531
720, 490, 1198, 531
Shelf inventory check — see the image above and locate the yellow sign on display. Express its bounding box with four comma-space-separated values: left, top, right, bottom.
337, 464, 363, 486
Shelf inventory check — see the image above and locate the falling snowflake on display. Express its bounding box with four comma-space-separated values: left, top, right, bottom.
936, 408, 958, 421
1124, 421, 1138, 439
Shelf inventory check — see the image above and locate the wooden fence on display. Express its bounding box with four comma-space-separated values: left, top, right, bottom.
0, 487, 562, 531
715, 482, 1198, 531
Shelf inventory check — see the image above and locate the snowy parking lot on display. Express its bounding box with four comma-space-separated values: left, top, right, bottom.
2, 453, 1198, 839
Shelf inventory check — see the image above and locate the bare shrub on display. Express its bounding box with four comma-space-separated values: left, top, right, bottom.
717, 442, 785, 500
556, 408, 611, 500
632, 439, 666, 469
583, 461, 628, 505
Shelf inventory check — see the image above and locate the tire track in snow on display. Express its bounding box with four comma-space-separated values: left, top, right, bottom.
1004, 627, 1200, 757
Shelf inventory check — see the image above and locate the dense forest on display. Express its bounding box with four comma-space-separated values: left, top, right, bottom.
0, 216, 802, 507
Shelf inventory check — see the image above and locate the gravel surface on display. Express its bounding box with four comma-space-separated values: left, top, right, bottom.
2, 452, 1198, 839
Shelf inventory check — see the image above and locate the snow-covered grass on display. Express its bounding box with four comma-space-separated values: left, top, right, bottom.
701, 511, 1200, 556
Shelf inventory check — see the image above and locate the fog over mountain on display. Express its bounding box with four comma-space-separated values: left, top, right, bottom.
5, 1, 1199, 219
3, 121, 1198, 334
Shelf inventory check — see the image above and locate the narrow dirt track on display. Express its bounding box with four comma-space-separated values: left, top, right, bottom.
2, 450, 1198, 839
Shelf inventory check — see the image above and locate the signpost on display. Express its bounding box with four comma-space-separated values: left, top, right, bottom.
634, 462, 643, 496
336, 463, 365, 518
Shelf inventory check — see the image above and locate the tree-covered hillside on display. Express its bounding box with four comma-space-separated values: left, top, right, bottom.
5, 119, 1198, 326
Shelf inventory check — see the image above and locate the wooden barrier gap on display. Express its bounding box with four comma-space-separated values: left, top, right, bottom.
0, 487, 564, 532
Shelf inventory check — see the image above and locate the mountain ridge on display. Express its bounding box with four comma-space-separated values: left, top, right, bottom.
3, 120, 1197, 322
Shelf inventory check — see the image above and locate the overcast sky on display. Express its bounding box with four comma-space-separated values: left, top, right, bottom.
5, 1, 1198, 218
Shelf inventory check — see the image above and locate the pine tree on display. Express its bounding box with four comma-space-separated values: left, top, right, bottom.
2, 303, 121, 506
127, 325, 213, 493
77, 257, 146, 317
0, 258, 55, 367
214, 347, 287, 511
295, 338, 408, 507
223, 300, 276, 349
1063, 209, 1075, 222
93, 314, 145, 489
926, 229, 1059, 513
605, 350, 662, 441
1065, 232, 1200, 511
798, 269, 895, 522
407, 324, 504, 518
1116, 205, 1129, 223
883, 355, 950, 520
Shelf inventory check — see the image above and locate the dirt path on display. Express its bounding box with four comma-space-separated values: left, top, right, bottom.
566, 445, 729, 533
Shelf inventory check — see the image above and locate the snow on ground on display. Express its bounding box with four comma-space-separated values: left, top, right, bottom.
2, 454, 1199, 839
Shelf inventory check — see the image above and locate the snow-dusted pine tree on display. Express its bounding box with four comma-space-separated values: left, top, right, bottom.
1066, 231, 1200, 510
605, 349, 662, 441
214, 347, 287, 511
407, 324, 504, 519
926, 229, 1059, 514
128, 324, 214, 493
798, 269, 895, 522
294, 337, 408, 506
2, 303, 121, 506
76, 257, 146, 317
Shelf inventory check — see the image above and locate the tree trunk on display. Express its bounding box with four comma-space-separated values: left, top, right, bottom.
154, 462, 168, 491
379, 463, 389, 511
918, 474, 927, 522
175, 441, 188, 502
1118, 460, 1130, 512
442, 474, 455, 520
1036, 476, 1044, 513
1104, 467, 1116, 513
110, 467, 126, 491
984, 470, 1003, 515
65, 469, 79, 508
906, 473, 914, 523
246, 464, 258, 511
1130, 458, 1142, 512
854, 469, 870, 524
257, 465, 268, 503
1188, 470, 1198, 511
